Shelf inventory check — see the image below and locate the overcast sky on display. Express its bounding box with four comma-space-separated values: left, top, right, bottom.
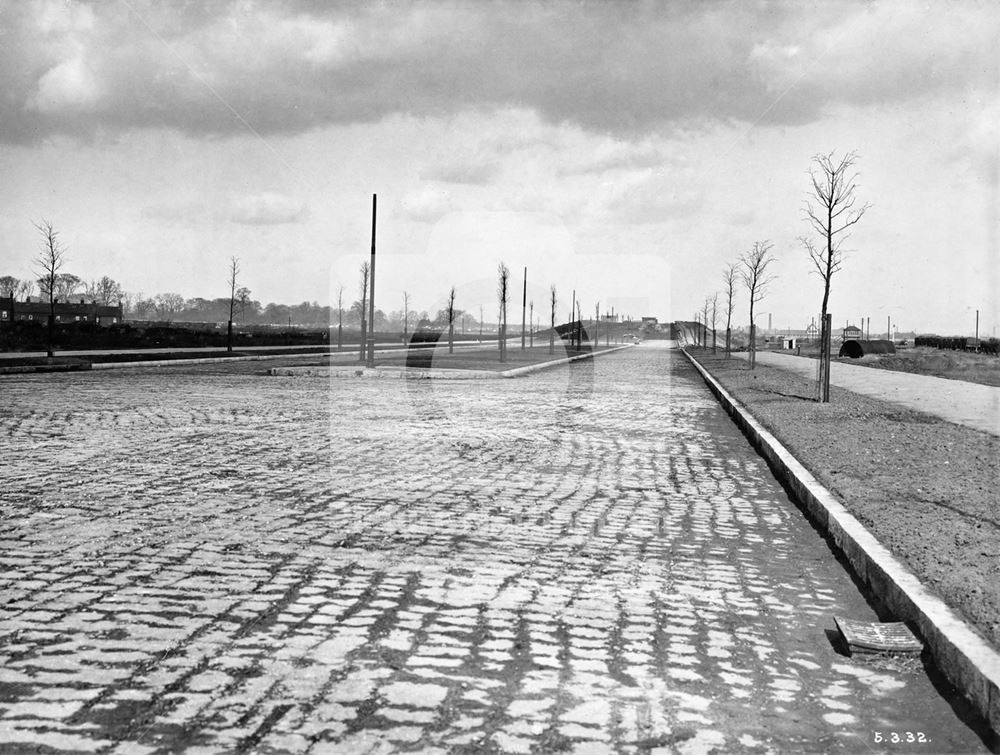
1, 0, 996, 334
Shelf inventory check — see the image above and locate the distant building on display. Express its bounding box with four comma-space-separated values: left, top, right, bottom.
841, 323, 862, 341
0, 295, 123, 328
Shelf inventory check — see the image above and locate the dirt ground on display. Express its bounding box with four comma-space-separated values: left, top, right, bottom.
842, 347, 1000, 387
688, 348, 1000, 651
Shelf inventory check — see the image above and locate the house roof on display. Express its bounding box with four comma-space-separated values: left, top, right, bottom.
2, 297, 122, 317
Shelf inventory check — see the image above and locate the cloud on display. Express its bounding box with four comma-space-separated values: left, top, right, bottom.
27, 56, 103, 113
420, 157, 501, 185
0, 2, 996, 143
602, 176, 704, 226
557, 142, 670, 176
398, 187, 454, 223
228, 193, 309, 225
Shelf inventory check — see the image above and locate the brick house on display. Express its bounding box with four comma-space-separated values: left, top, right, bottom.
0, 295, 123, 328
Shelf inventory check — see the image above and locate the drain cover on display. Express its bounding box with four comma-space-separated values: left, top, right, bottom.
834, 616, 923, 656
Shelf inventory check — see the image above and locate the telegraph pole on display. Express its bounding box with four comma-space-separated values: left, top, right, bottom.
366, 194, 377, 367
521, 267, 527, 351
571, 289, 576, 349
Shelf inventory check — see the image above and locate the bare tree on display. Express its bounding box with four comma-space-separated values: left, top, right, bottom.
0, 276, 21, 298
33, 220, 66, 358
336, 285, 344, 350
358, 261, 370, 362
87, 276, 124, 306
236, 286, 252, 324
121, 291, 143, 320
803, 150, 870, 401
402, 290, 410, 338
1, 277, 36, 299
701, 298, 710, 350
549, 285, 557, 355
38, 273, 82, 300
740, 241, 777, 370
154, 293, 185, 320
497, 262, 510, 363
709, 293, 719, 354
226, 256, 240, 352
722, 263, 737, 358
446, 286, 456, 353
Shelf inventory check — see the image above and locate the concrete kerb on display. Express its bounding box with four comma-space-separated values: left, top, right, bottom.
682, 347, 1000, 734
90, 347, 413, 370
269, 344, 634, 378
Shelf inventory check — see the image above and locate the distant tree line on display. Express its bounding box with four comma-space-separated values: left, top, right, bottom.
0, 272, 492, 331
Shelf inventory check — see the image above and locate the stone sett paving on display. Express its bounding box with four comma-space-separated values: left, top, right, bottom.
0, 344, 991, 754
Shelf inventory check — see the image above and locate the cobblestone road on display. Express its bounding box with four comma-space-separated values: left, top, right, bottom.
0, 344, 990, 753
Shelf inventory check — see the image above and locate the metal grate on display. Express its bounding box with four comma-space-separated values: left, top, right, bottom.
834, 616, 924, 656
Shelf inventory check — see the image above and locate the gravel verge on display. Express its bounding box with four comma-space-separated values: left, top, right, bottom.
687, 347, 1000, 652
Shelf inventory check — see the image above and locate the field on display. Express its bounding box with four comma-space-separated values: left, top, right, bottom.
845, 346, 1000, 387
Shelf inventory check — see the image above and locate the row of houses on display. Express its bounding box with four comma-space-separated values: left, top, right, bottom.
0, 295, 123, 327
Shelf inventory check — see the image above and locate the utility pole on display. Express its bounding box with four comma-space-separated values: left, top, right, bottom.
521, 267, 527, 350
595, 303, 600, 350
571, 289, 576, 350
366, 194, 377, 368
529, 301, 534, 348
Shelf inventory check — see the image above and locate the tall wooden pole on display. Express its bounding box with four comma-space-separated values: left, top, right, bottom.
571, 289, 576, 349
521, 267, 527, 351
366, 194, 377, 367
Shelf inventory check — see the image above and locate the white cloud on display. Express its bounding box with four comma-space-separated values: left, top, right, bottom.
398, 187, 455, 224
420, 158, 500, 185
27, 56, 103, 113
228, 193, 308, 225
